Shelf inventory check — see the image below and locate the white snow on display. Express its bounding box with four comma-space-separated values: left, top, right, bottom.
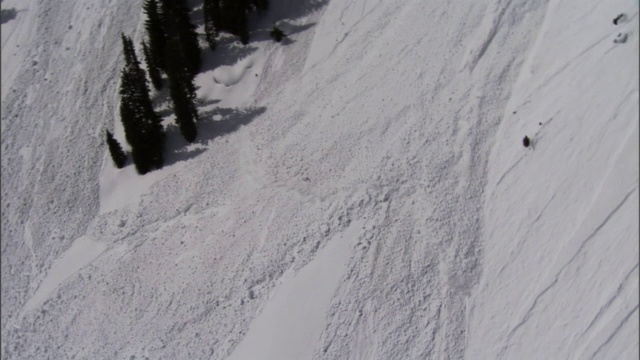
19, 236, 107, 317
1, 0, 637, 358
228, 220, 364, 360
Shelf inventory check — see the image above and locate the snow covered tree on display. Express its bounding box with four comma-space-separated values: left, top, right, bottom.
106, 130, 127, 168
142, 41, 163, 90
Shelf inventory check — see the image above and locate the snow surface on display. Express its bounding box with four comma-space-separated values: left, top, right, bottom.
228, 220, 364, 360
1, 0, 638, 358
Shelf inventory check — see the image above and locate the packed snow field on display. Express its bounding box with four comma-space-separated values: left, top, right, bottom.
1, 0, 637, 358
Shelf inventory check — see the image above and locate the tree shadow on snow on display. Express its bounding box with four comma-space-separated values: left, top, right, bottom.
192, 0, 328, 71
197, 97, 221, 108
253, 22, 316, 46
200, 36, 259, 72
267, 0, 329, 25
281, 22, 317, 37
163, 106, 266, 166
196, 106, 266, 145
153, 83, 221, 117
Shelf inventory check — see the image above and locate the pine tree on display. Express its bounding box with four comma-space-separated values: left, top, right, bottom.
106, 130, 127, 168
121, 33, 137, 67
119, 35, 165, 174
209, 0, 273, 44
228, 0, 250, 44
211, 0, 249, 44
160, 0, 201, 76
142, 41, 163, 90
203, 0, 218, 50
165, 37, 198, 143
143, 0, 166, 71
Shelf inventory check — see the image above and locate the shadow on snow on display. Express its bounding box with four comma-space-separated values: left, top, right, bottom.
163, 106, 266, 166
191, 0, 328, 70
140, 0, 328, 169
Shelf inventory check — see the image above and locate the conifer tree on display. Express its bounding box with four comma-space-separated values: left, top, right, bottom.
119, 34, 165, 174
160, 0, 201, 76
209, 0, 249, 44
106, 130, 127, 168
142, 41, 163, 90
143, 0, 166, 71
165, 37, 198, 143
203, 0, 218, 50
227, 0, 250, 44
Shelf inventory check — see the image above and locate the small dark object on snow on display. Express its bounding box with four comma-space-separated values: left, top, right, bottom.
539, 122, 542, 125
522, 136, 530, 148
270, 26, 286, 42
613, 13, 625, 25
513, 111, 517, 114
613, 32, 628, 44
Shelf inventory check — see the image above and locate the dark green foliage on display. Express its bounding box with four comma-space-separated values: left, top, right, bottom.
143, 0, 166, 71
160, 0, 201, 76
142, 41, 163, 90
119, 35, 165, 174
165, 38, 198, 143
106, 130, 127, 168
203, 0, 218, 50
270, 25, 285, 42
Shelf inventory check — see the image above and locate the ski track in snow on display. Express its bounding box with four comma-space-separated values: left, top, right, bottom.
1, 0, 638, 358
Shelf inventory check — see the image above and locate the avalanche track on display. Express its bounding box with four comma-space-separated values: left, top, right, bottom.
1, 0, 637, 359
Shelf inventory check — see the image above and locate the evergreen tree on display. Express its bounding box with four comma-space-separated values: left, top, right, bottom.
207, 0, 272, 44
121, 33, 137, 67
227, 0, 250, 44
119, 35, 165, 174
165, 37, 198, 143
143, 0, 166, 71
106, 130, 127, 168
210, 0, 249, 44
160, 0, 201, 76
142, 41, 163, 90
203, 0, 218, 50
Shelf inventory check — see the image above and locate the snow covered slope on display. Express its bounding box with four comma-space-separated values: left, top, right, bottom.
467, 0, 639, 358
1, 0, 637, 359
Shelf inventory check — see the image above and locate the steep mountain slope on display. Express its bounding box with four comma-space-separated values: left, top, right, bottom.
467, 0, 639, 357
1, 0, 637, 359
2, 0, 143, 351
